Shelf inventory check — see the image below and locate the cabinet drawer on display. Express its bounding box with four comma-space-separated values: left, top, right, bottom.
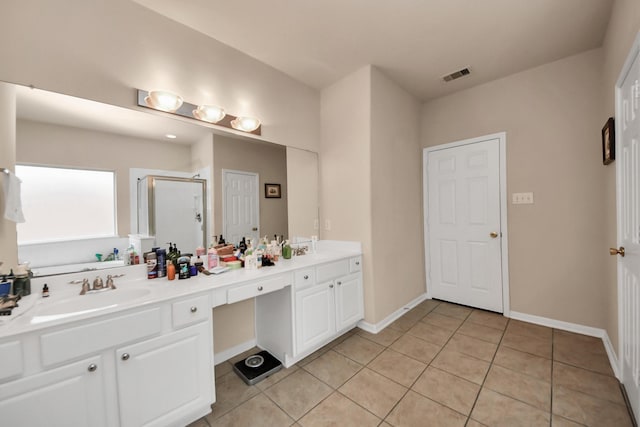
0, 341, 23, 381
316, 260, 349, 283
349, 257, 362, 273
228, 275, 287, 304
294, 268, 316, 290
41, 307, 162, 367
172, 294, 210, 328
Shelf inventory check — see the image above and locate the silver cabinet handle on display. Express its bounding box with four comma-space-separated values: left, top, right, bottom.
122, 353, 130, 361
329, 284, 334, 288
337, 281, 342, 286
88, 364, 97, 372
190, 306, 198, 313
355, 261, 360, 265
303, 275, 309, 280
258, 286, 263, 291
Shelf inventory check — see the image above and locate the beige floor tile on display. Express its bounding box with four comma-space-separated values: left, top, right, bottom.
298, 392, 380, 427
553, 331, 613, 376
390, 333, 443, 364
186, 418, 210, 427
433, 302, 472, 320
552, 385, 633, 427
296, 346, 331, 367
445, 333, 497, 362
553, 361, 625, 405
368, 348, 426, 387
338, 368, 407, 418
457, 321, 504, 344
413, 298, 442, 314
501, 331, 552, 359
551, 415, 586, 426
471, 388, 550, 427
493, 346, 551, 381
214, 361, 233, 379
209, 371, 261, 419
332, 334, 385, 365
356, 326, 404, 347
256, 364, 300, 391
431, 348, 490, 385
483, 364, 551, 411
466, 310, 508, 331
406, 321, 453, 346
386, 390, 467, 427
412, 366, 480, 415
210, 393, 294, 427
302, 349, 362, 388
465, 420, 488, 427
422, 312, 465, 331
264, 369, 333, 420
388, 313, 422, 332
506, 319, 553, 340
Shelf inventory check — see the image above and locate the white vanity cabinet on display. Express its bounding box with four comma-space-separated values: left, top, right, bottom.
0, 355, 109, 427
0, 291, 214, 427
293, 256, 364, 360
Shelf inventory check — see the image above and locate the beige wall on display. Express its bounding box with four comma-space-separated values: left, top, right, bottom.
370, 68, 425, 321
16, 119, 193, 237
320, 66, 374, 320
0, 83, 17, 270
213, 135, 288, 242
600, 0, 640, 351
421, 49, 607, 328
0, 0, 319, 152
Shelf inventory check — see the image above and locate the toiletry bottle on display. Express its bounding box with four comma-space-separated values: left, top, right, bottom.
42, 284, 49, 297
218, 235, 226, 245
156, 248, 167, 278
167, 260, 175, 280
282, 240, 292, 260
145, 251, 158, 279
207, 244, 219, 269
178, 255, 191, 279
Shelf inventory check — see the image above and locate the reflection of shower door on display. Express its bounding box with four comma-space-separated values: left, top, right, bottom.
223, 170, 259, 246
140, 176, 207, 254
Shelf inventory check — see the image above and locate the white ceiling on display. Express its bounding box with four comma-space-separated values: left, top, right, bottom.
133, 0, 613, 101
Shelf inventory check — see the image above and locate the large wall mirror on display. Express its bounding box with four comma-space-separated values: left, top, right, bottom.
1, 82, 318, 276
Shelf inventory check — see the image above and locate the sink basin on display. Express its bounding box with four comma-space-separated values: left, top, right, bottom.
30, 288, 152, 324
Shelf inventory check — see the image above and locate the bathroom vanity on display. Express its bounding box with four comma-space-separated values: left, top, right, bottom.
0, 240, 363, 427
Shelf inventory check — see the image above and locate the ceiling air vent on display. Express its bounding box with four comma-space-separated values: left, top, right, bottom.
442, 67, 471, 82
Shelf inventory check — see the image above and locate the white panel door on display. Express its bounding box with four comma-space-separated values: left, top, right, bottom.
426, 138, 503, 312
616, 34, 640, 424
223, 170, 259, 246
155, 179, 205, 252
295, 283, 335, 352
335, 273, 364, 331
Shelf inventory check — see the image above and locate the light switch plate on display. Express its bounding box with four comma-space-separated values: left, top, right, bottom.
512, 192, 534, 204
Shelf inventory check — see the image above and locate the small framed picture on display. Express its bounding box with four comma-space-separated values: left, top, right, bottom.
602, 117, 615, 165
265, 183, 281, 198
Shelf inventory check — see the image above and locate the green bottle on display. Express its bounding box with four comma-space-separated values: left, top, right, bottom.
282, 240, 292, 260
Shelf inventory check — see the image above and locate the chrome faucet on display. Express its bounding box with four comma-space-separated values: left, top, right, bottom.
76, 275, 118, 295
293, 246, 308, 256
80, 278, 91, 295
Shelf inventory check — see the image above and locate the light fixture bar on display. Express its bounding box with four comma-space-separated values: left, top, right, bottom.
136, 89, 261, 135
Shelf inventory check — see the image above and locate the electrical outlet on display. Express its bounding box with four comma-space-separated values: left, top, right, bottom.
324, 219, 331, 231
512, 192, 534, 204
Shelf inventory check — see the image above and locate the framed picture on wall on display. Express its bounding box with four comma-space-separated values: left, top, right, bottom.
265, 183, 281, 198
602, 117, 615, 165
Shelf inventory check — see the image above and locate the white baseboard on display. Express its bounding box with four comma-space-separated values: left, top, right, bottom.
509, 311, 620, 379
358, 293, 429, 334
213, 338, 257, 365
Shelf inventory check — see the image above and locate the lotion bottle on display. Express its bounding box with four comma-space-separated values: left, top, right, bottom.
207, 244, 219, 269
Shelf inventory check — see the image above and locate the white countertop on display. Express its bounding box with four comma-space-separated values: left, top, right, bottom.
0, 241, 362, 338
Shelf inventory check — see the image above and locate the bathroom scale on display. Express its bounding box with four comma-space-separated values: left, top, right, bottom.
233, 350, 282, 385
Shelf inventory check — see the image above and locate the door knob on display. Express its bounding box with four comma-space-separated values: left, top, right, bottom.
252, 227, 258, 231
489, 232, 499, 239
609, 247, 625, 257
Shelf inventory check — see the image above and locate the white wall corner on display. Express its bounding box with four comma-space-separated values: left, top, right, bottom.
357, 293, 429, 334
509, 311, 620, 379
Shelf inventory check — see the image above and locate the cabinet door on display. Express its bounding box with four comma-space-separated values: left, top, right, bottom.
0, 356, 108, 427
116, 322, 214, 427
295, 282, 335, 353
335, 273, 364, 332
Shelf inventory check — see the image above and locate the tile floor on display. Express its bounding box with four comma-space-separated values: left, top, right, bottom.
188, 299, 635, 427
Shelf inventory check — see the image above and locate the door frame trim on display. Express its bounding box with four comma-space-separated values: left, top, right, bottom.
222, 169, 260, 243
422, 132, 510, 315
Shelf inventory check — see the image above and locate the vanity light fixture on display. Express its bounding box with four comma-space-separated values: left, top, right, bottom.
144, 90, 183, 113
136, 89, 261, 135
192, 105, 226, 123
231, 116, 261, 132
